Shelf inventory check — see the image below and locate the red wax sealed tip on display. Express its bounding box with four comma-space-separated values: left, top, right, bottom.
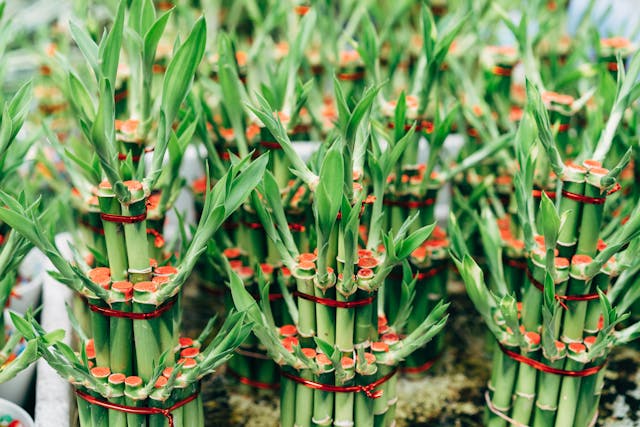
109, 373, 126, 384
98, 180, 112, 189
584, 336, 597, 346
133, 281, 157, 292
357, 268, 374, 279
572, 255, 593, 265
125, 376, 143, 387
358, 257, 378, 269
155, 376, 168, 388
261, 264, 274, 275
364, 353, 377, 364
179, 337, 194, 348
112, 281, 134, 297
555, 258, 570, 268
341, 357, 355, 369
152, 276, 169, 285
555, 341, 566, 351
223, 248, 241, 259
280, 267, 291, 277
583, 159, 602, 168
178, 358, 197, 368
371, 342, 389, 353
229, 260, 243, 270
316, 353, 331, 365
382, 333, 400, 344
302, 348, 317, 358
91, 367, 111, 378
154, 266, 177, 276
180, 347, 199, 358
298, 253, 317, 263
279, 325, 297, 337
123, 180, 143, 191
525, 332, 541, 346
357, 249, 373, 258
149, 258, 158, 268
162, 367, 173, 378
411, 246, 427, 259
568, 342, 586, 353
298, 260, 316, 270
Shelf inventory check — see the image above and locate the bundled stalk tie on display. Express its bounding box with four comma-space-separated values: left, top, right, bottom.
100, 211, 147, 224
525, 269, 604, 307
400, 352, 442, 374
293, 291, 374, 308
282, 368, 397, 399
491, 65, 513, 77
75, 388, 198, 427
241, 220, 306, 232
532, 189, 556, 200
561, 182, 622, 205
336, 71, 365, 81
227, 367, 280, 390
485, 391, 529, 427
114, 89, 128, 103
84, 294, 177, 319
383, 198, 436, 209
505, 258, 528, 270
497, 343, 605, 377
79, 220, 105, 235
259, 141, 283, 150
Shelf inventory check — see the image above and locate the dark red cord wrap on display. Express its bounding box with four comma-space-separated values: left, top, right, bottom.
505, 258, 527, 271
383, 198, 436, 209
228, 368, 280, 390
390, 263, 448, 281
85, 296, 176, 320
400, 353, 441, 374
498, 343, 604, 377
100, 211, 147, 224
293, 291, 375, 308
386, 121, 434, 134
532, 189, 556, 199
491, 65, 513, 77
336, 71, 365, 81
526, 268, 604, 306
282, 368, 397, 398
561, 183, 621, 205
75, 389, 198, 427
260, 141, 282, 150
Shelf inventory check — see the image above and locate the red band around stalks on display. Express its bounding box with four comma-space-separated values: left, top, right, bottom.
260, 141, 282, 150
293, 291, 375, 308
526, 269, 604, 306
498, 343, 605, 377
242, 221, 306, 232
75, 388, 197, 427
100, 211, 147, 224
336, 71, 365, 81
282, 368, 397, 398
491, 65, 513, 77
227, 367, 280, 390
556, 123, 570, 133
117, 146, 154, 162
84, 296, 176, 320
383, 198, 436, 209
390, 263, 448, 281
608, 62, 618, 72
561, 183, 621, 205
386, 121, 434, 134
532, 189, 556, 199
114, 90, 128, 103
400, 353, 441, 374
505, 258, 527, 271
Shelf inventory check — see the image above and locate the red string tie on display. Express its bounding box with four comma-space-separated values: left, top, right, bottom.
293, 291, 375, 308
498, 343, 605, 377
260, 141, 282, 150
562, 183, 621, 205
282, 368, 397, 398
336, 71, 365, 81
85, 295, 176, 319
400, 352, 442, 374
526, 268, 604, 309
532, 189, 556, 199
228, 368, 280, 390
383, 198, 436, 209
491, 65, 513, 77
101, 211, 147, 224
75, 388, 197, 427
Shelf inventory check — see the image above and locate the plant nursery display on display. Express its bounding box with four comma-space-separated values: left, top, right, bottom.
1, 0, 640, 426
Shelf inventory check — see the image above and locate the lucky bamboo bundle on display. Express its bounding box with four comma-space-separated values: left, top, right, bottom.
451, 58, 640, 426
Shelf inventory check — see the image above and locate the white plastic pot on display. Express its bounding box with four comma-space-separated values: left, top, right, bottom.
0, 312, 36, 407
0, 397, 34, 427
9, 248, 46, 314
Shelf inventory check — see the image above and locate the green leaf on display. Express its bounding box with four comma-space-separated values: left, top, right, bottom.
143, 9, 172, 72
69, 21, 99, 78
100, 1, 126, 85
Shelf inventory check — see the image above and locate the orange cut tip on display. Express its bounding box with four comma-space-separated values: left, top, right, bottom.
316, 353, 331, 365
178, 358, 197, 368
154, 266, 177, 276
125, 376, 143, 386
357, 268, 374, 279
597, 239, 607, 251
298, 253, 318, 263
123, 180, 143, 191
88, 267, 111, 279
371, 342, 389, 352
86, 339, 95, 352
180, 347, 200, 358
555, 341, 566, 351
112, 281, 134, 292
280, 267, 291, 276
155, 376, 168, 388
133, 281, 157, 292
516, 302, 523, 311
223, 248, 242, 259
98, 180, 112, 189
572, 254, 593, 265
237, 266, 254, 277
228, 260, 243, 270
341, 356, 355, 368
358, 257, 378, 269
584, 336, 597, 346
534, 235, 545, 245
149, 258, 158, 268
568, 342, 586, 353
91, 366, 111, 378
297, 260, 316, 270
364, 353, 377, 364
525, 331, 541, 345
152, 276, 169, 285
381, 333, 399, 344
260, 264, 274, 275
555, 257, 570, 268
282, 336, 299, 351
279, 325, 297, 337
588, 167, 609, 176
108, 373, 126, 384
162, 367, 173, 378
358, 249, 373, 258
302, 348, 317, 358
179, 337, 194, 348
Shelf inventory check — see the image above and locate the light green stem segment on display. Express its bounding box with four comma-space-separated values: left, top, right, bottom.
133, 298, 161, 381
98, 190, 128, 281
334, 376, 355, 427
294, 369, 313, 427
335, 293, 355, 352
312, 370, 334, 426
315, 285, 335, 346
486, 347, 518, 427
107, 395, 127, 427
556, 180, 585, 259
510, 354, 538, 425
561, 277, 588, 343
573, 363, 606, 427
355, 373, 375, 426
88, 297, 110, 368
297, 277, 316, 342
575, 182, 606, 257
76, 393, 93, 427
89, 391, 109, 427
121, 193, 151, 283
532, 357, 566, 427
554, 357, 585, 427
110, 299, 133, 375
281, 370, 296, 427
